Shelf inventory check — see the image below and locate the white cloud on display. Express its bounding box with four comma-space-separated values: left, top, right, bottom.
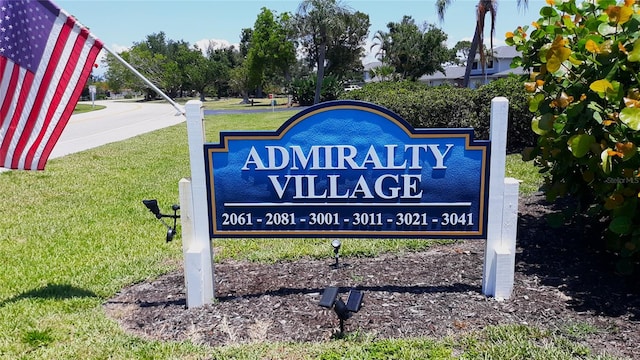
194, 38, 239, 55
110, 43, 130, 53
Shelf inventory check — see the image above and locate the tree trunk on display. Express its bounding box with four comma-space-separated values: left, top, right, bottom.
463, 28, 481, 88
314, 43, 327, 105
241, 91, 250, 104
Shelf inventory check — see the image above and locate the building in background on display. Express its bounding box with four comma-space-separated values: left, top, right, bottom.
364, 46, 525, 88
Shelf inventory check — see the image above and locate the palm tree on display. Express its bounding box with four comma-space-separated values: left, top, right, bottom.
296, 0, 350, 104
369, 64, 396, 81
370, 29, 389, 62
436, 0, 527, 87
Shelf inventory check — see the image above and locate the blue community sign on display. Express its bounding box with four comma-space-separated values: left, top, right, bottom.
204, 100, 490, 238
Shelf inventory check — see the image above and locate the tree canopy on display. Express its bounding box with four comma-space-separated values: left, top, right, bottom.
102, 2, 463, 102
246, 8, 297, 96
295, 0, 369, 104
375, 16, 453, 81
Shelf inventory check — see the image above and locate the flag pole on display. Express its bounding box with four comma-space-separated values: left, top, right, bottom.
101, 45, 185, 116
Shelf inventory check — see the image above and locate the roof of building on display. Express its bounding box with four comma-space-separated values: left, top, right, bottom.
494, 46, 521, 59
363, 61, 382, 71
419, 66, 466, 81
489, 67, 528, 77
364, 46, 524, 82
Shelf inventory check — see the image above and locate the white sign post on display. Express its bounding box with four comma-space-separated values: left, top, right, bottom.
482, 97, 519, 300
180, 100, 214, 307
89, 85, 96, 108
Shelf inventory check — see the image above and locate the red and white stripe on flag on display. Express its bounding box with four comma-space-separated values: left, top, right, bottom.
0, 0, 103, 170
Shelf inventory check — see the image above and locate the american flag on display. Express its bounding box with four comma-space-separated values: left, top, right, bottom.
0, 0, 102, 170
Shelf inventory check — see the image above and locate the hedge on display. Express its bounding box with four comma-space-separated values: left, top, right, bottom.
340, 76, 532, 153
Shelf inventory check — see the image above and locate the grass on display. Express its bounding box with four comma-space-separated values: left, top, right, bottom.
72, 103, 106, 114
166, 96, 293, 110
0, 104, 611, 359
506, 152, 544, 196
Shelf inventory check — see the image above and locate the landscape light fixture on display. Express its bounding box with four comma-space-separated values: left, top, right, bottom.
331, 239, 341, 268
318, 286, 364, 336
142, 199, 180, 242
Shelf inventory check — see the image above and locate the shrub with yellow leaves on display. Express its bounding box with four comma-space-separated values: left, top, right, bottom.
507, 0, 640, 275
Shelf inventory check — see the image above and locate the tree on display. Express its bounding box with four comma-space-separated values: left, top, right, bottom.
103, 52, 133, 94
295, 0, 351, 104
103, 31, 239, 101
207, 46, 239, 98
103, 32, 181, 99
239, 28, 253, 58
369, 64, 396, 82
452, 40, 472, 65
376, 16, 453, 81
179, 46, 213, 101
325, 10, 370, 82
246, 8, 297, 97
370, 29, 389, 62
230, 62, 252, 104
436, 0, 527, 87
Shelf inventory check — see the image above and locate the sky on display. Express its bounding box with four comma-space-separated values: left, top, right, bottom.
54, 0, 548, 75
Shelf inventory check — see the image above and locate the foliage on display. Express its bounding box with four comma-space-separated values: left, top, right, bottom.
452, 40, 473, 65
341, 78, 534, 152
290, 75, 342, 105
290, 77, 316, 105
475, 75, 537, 152
374, 16, 454, 81
206, 46, 240, 98
325, 10, 370, 82
178, 45, 213, 101
104, 32, 238, 100
230, 62, 252, 103
368, 64, 398, 82
507, 0, 640, 274
295, 0, 369, 104
103, 51, 140, 95
246, 8, 297, 93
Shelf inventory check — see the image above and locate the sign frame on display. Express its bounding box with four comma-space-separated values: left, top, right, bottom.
203, 100, 490, 239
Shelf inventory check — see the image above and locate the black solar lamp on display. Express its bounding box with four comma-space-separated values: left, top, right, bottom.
142, 199, 180, 242
319, 286, 364, 336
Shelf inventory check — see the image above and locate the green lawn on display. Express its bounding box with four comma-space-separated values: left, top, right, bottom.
0, 107, 611, 359
73, 103, 106, 114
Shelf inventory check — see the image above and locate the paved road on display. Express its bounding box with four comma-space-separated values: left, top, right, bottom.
1, 100, 305, 173
49, 100, 184, 159
52, 101, 306, 159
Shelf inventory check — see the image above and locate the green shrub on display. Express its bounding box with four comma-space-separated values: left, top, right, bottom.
476, 75, 537, 152
320, 75, 343, 102
290, 78, 315, 106
290, 75, 342, 105
341, 79, 532, 151
508, 0, 640, 274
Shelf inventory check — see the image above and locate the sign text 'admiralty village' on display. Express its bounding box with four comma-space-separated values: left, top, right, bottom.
242, 143, 452, 199
204, 101, 490, 238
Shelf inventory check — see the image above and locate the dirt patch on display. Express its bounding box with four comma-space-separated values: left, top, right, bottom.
104, 193, 640, 358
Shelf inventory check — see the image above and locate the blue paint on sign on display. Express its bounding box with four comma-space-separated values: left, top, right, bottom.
204, 100, 490, 238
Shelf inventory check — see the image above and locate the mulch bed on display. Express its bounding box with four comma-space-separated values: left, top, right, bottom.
104, 193, 640, 358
